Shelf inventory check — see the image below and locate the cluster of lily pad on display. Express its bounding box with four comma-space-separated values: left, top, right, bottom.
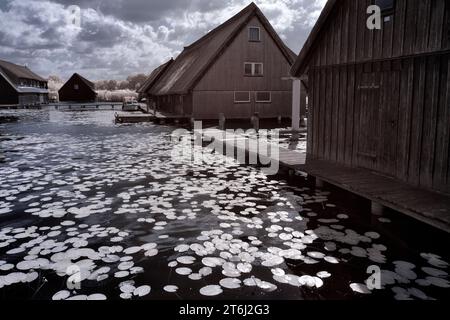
0, 110, 448, 300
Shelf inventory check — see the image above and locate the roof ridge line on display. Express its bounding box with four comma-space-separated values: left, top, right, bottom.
187, 5, 297, 91
183, 2, 257, 51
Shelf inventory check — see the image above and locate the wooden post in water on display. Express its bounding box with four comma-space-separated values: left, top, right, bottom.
291, 78, 301, 131
252, 112, 260, 133
371, 202, 384, 216
315, 178, 324, 188
219, 113, 226, 130
300, 80, 307, 127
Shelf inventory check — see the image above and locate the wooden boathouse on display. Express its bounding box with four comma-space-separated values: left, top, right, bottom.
291, 0, 450, 231
0, 59, 49, 106
141, 3, 299, 120
137, 58, 174, 108
58, 73, 97, 103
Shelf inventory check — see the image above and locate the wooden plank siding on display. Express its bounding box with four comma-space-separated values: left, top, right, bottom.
305, 0, 448, 67
193, 16, 293, 119
297, 0, 449, 195
0, 75, 19, 105
307, 54, 449, 195
148, 4, 296, 120
59, 74, 97, 103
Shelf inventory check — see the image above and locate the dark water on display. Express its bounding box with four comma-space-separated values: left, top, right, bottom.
0, 109, 448, 300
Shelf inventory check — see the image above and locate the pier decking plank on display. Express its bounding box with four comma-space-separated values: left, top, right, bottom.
295, 160, 450, 233
203, 129, 307, 169
202, 129, 450, 232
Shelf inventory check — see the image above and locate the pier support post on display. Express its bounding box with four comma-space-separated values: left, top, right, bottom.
300, 80, 307, 128
291, 78, 301, 131
251, 112, 260, 133
277, 115, 282, 125
315, 178, 324, 188
371, 201, 384, 216
219, 113, 226, 130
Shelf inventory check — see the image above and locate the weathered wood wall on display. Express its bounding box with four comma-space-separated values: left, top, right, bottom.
305, 0, 449, 194
193, 16, 293, 119
59, 75, 96, 102
192, 91, 291, 119
18, 94, 47, 105
156, 95, 186, 116
306, 0, 448, 67
0, 76, 18, 105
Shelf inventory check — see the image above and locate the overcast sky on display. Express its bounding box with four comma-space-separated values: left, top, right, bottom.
0, 0, 326, 81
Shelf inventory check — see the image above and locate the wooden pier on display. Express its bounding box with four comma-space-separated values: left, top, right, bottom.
0, 115, 19, 123
295, 160, 450, 233
203, 128, 306, 171
50, 102, 122, 110
0, 104, 44, 110
203, 129, 450, 234
114, 112, 190, 125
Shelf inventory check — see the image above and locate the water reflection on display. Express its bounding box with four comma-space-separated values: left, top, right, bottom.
0, 109, 448, 300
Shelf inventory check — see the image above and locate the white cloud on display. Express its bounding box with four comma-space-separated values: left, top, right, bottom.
0, 0, 326, 80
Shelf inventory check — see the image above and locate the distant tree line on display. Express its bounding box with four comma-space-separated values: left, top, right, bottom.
47, 74, 148, 92
94, 74, 148, 91
46, 73, 146, 102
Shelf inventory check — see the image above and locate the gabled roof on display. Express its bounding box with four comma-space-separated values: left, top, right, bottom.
59, 73, 96, 92
137, 59, 174, 94
151, 2, 297, 96
0, 59, 47, 86
291, 0, 338, 77
74, 73, 96, 90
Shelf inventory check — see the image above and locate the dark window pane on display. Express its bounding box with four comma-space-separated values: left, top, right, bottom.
249, 27, 260, 41
254, 63, 263, 76
256, 92, 271, 102
234, 91, 250, 102
375, 0, 395, 11
244, 63, 252, 75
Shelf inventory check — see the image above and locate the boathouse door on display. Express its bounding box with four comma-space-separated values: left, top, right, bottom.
357, 71, 381, 171
356, 67, 400, 177
377, 68, 400, 178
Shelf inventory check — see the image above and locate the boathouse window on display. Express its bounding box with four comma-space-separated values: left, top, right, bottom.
249, 27, 260, 42
244, 63, 252, 75
74, 84, 79, 90
255, 91, 271, 103
234, 91, 251, 103
375, 0, 395, 14
244, 62, 264, 76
